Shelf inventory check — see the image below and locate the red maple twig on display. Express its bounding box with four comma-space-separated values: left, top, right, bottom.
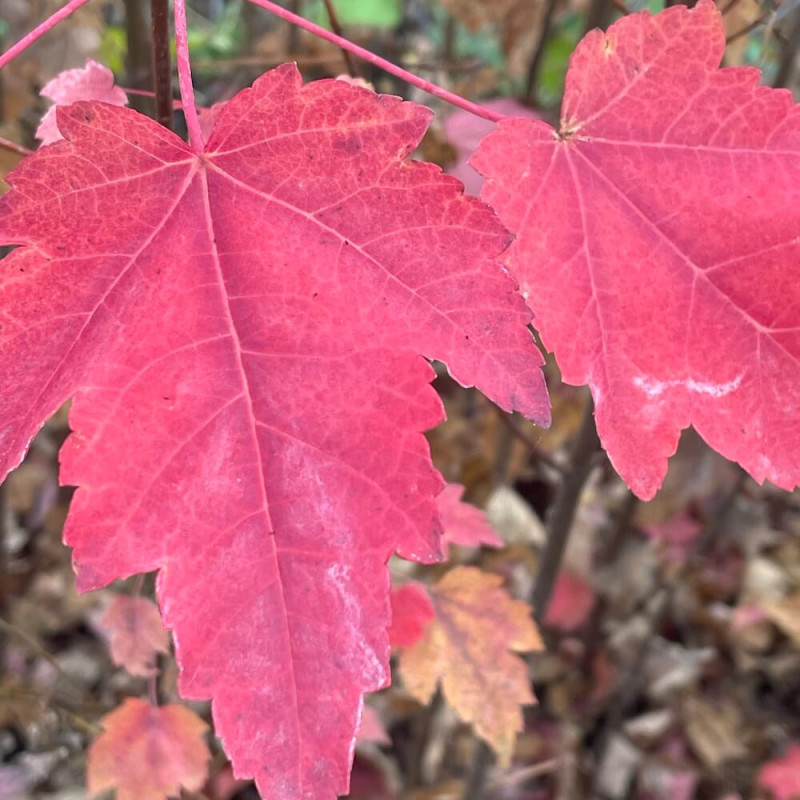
173, 0, 205, 152
244, 0, 507, 123
0, 0, 93, 70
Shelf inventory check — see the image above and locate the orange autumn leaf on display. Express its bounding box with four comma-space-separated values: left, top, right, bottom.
87, 698, 210, 800
99, 596, 169, 677
398, 566, 541, 765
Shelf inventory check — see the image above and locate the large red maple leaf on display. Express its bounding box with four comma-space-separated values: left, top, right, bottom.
0, 64, 547, 797
473, 0, 800, 499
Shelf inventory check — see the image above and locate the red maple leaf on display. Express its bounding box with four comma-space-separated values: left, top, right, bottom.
0, 64, 547, 798
473, 0, 800, 499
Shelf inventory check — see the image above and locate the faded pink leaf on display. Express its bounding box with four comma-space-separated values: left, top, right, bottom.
36, 59, 127, 145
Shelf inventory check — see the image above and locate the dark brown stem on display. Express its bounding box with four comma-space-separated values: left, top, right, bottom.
525, 0, 560, 106
442, 17, 456, 64
150, 0, 173, 129
719, 0, 743, 15
495, 409, 567, 477
726, 14, 768, 44
123, 0, 153, 115
322, 0, 357, 76
531, 394, 600, 623
286, 0, 303, 57
408, 689, 445, 786
600, 490, 638, 565
774, 6, 800, 88
583, 0, 615, 35
464, 740, 495, 800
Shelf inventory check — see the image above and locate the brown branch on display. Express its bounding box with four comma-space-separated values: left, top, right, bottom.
464, 740, 495, 800
531, 394, 601, 624
495, 408, 567, 477
123, 0, 153, 115
322, 0, 357, 76
150, 0, 173, 129
774, 5, 800, 87
525, 0, 561, 106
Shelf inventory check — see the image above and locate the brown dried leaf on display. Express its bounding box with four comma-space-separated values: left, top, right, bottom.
398, 566, 542, 765
764, 593, 800, 648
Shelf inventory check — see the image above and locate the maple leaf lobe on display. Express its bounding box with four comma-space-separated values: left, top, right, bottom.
0, 63, 547, 799
474, 0, 800, 499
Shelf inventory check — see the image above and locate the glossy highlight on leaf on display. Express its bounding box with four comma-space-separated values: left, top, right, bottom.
474, 0, 800, 499
0, 64, 547, 799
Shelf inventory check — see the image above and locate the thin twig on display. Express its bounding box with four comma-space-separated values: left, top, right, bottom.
123, 0, 151, 116
0, 616, 87, 694
464, 740, 495, 800
407, 689, 445, 787
599, 490, 638, 565
321, 0, 357, 76
583, 0, 615, 36
151, 0, 173, 129
173, 0, 205, 151
0, 685, 101, 734
286, 0, 303, 55
491, 758, 558, 790
245, 0, 506, 122
726, 15, 768, 44
0, 0, 93, 70
719, 0, 743, 15
774, 5, 800, 87
525, 0, 561, 106
495, 408, 567, 477
531, 394, 601, 624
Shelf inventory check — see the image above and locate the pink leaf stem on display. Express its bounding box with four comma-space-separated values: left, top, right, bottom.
173, 0, 205, 152
0, 0, 93, 70
245, 0, 506, 123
